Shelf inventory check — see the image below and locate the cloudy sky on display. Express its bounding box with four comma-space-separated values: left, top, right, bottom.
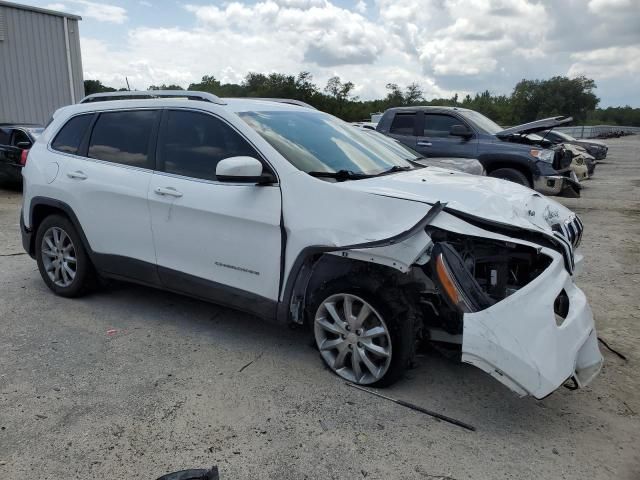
26, 0, 640, 106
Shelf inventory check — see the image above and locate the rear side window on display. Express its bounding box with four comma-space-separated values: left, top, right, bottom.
423, 114, 461, 137
389, 113, 416, 135
52, 114, 93, 155
88, 110, 158, 168
159, 110, 259, 181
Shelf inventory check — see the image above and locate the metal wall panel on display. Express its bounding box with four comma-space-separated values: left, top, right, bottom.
0, 5, 83, 124
67, 18, 85, 103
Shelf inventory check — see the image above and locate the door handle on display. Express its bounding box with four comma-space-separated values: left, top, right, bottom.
67, 170, 88, 180
154, 186, 183, 198
417, 141, 432, 147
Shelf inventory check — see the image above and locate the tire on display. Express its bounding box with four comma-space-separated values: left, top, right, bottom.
307, 277, 415, 387
488, 168, 530, 187
35, 214, 96, 297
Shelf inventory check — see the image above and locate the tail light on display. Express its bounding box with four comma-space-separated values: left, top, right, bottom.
20, 149, 29, 166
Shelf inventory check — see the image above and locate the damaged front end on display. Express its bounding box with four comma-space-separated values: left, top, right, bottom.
419, 225, 602, 399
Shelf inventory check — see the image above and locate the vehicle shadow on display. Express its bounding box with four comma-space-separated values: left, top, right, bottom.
87, 279, 593, 436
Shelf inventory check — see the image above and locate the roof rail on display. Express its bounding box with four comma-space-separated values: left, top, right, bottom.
79, 90, 226, 105
225, 97, 316, 109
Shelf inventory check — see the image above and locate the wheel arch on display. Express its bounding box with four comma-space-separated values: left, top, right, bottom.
27, 197, 93, 257
276, 202, 445, 325
482, 160, 533, 187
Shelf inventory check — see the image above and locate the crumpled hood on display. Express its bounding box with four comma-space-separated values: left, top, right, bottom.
496, 116, 573, 138
342, 167, 575, 234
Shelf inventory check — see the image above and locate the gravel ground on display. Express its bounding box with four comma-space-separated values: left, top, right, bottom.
1, 137, 639, 480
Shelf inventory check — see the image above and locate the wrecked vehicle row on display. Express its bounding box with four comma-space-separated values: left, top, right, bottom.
374, 107, 603, 197
21, 91, 603, 400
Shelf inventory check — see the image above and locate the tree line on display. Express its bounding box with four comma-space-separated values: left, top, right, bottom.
84, 74, 640, 127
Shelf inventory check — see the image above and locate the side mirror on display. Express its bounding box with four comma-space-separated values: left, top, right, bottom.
16, 141, 32, 149
450, 124, 473, 138
216, 156, 275, 184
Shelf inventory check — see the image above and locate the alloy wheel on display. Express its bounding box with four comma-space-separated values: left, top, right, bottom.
314, 293, 392, 384
41, 226, 77, 288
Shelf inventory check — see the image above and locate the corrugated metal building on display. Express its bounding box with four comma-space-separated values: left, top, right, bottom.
0, 1, 83, 124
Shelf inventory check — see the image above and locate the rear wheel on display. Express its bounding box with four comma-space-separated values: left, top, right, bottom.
35, 215, 95, 297
309, 278, 414, 387
488, 168, 530, 187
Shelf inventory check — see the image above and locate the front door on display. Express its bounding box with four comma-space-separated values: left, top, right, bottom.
416, 113, 478, 158
148, 109, 282, 313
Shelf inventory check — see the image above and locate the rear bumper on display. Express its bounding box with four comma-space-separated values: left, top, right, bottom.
20, 211, 35, 259
533, 173, 581, 197
461, 249, 603, 399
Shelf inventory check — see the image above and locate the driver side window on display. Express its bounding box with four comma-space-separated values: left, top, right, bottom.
159, 110, 259, 181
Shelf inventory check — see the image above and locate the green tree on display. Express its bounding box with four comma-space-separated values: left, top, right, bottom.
84, 80, 116, 95
148, 84, 184, 90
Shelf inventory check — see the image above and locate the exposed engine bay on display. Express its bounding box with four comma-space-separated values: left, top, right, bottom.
413, 228, 552, 336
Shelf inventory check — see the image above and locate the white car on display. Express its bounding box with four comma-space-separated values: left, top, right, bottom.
20, 91, 603, 398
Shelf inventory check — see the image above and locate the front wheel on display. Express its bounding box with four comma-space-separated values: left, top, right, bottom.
488, 168, 530, 187
310, 282, 414, 387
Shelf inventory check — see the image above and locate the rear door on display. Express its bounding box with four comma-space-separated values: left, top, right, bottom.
416, 113, 478, 158
55, 109, 160, 278
386, 112, 418, 150
148, 108, 282, 308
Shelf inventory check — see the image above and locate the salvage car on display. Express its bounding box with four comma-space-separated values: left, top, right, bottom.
376, 107, 580, 197
353, 123, 485, 176
564, 144, 596, 179
542, 129, 608, 160
528, 133, 596, 179
20, 91, 603, 399
0, 124, 43, 186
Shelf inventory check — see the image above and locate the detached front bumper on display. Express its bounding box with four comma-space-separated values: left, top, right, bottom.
461, 249, 603, 399
533, 173, 581, 198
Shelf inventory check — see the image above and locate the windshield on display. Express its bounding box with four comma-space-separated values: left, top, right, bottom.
552, 130, 576, 141
459, 110, 503, 135
359, 127, 424, 160
239, 110, 416, 176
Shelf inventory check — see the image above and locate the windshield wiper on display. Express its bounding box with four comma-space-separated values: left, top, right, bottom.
373, 165, 414, 176
307, 169, 373, 181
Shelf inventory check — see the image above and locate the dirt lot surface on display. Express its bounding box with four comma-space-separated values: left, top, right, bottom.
1, 137, 639, 480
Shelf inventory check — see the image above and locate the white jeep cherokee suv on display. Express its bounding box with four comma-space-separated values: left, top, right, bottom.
21, 91, 603, 398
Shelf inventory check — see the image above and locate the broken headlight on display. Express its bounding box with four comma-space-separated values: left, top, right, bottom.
428, 231, 553, 313
433, 243, 494, 313
530, 148, 555, 163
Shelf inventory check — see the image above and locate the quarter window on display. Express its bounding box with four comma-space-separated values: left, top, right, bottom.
389, 113, 416, 135
423, 114, 461, 137
159, 110, 259, 181
51, 114, 93, 155
88, 110, 158, 168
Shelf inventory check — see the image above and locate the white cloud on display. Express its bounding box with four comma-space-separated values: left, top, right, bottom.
75, 0, 640, 106
47, 0, 127, 23
568, 46, 640, 80
44, 3, 67, 10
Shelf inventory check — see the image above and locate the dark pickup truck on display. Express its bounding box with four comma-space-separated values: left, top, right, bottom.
376, 106, 580, 197
0, 124, 43, 187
